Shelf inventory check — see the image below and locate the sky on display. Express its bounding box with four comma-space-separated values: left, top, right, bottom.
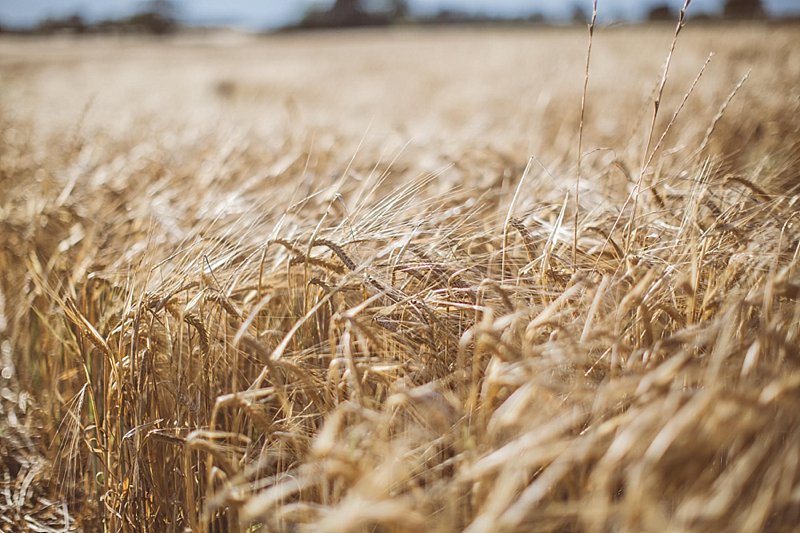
0, 0, 798, 29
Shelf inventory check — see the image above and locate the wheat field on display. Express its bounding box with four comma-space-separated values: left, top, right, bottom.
1, 21, 799, 532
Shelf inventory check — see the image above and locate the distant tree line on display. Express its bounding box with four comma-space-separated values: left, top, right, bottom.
298, 0, 409, 29
301, 0, 776, 29
647, 0, 766, 21
1, 0, 178, 35
0, 0, 783, 35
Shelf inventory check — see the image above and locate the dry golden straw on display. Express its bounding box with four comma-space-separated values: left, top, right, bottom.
0, 16, 799, 533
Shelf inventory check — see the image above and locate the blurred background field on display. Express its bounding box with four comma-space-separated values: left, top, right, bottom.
1, 3, 800, 532
2, 23, 798, 163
